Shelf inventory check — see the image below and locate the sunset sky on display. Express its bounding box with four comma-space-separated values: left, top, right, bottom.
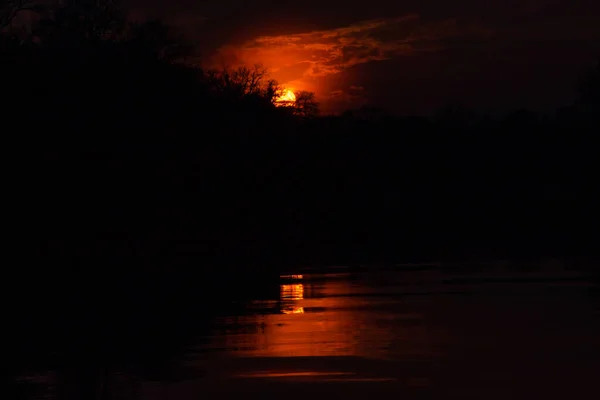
130, 0, 600, 114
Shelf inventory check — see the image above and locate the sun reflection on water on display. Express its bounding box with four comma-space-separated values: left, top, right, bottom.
280, 274, 304, 280
280, 284, 304, 301
281, 306, 305, 314
211, 272, 400, 358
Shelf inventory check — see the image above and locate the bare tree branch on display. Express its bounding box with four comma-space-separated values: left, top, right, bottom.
205, 64, 273, 101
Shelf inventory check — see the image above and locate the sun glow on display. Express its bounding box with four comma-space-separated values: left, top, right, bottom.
275, 88, 296, 106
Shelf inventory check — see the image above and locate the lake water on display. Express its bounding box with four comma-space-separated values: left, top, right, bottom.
15, 262, 600, 400
145, 263, 600, 400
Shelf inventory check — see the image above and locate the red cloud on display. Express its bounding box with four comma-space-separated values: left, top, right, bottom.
209, 14, 490, 112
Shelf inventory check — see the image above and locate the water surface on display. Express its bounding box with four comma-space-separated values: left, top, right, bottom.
16, 263, 599, 400
164, 264, 600, 400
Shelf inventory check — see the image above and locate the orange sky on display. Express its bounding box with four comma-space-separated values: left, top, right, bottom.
208, 14, 490, 113
134, 0, 600, 114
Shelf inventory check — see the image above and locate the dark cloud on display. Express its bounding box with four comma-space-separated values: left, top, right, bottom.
128, 0, 600, 113
210, 14, 487, 82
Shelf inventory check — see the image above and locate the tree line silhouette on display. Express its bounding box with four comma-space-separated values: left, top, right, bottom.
3, 1, 600, 398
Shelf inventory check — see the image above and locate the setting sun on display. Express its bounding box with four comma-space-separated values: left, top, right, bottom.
275, 89, 296, 106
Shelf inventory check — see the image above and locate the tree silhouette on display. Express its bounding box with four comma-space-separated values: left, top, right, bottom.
294, 90, 319, 118
32, 0, 126, 42
205, 64, 283, 107
264, 78, 284, 105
